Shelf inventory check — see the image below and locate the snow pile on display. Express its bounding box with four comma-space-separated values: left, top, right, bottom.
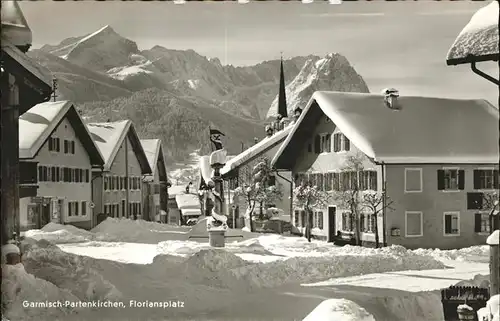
22, 239, 122, 302
24, 222, 95, 243
157, 238, 276, 257
454, 274, 490, 288
487, 230, 499, 245
1, 264, 81, 321
230, 246, 445, 288
91, 217, 188, 243
412, 245, 490, 261
302, 299, 375, 321
446, 1, 499, 62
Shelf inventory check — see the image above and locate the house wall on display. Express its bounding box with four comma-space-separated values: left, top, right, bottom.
102, 136, 144, 220
20, 117, 93, 230
229, 141, 292, 223
167, 197, 181, 225
385, 163, 497, 249
91, 173, 104, 226
290, 114, 383, 243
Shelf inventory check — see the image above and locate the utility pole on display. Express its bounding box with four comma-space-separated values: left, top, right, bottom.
51, 78, 58, 102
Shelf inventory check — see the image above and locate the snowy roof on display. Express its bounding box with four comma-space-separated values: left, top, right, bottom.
273, 91, 499, 168
181, 208, 202, 217
446, 1, 499, 65
168, 185, 187, 197
140, 139, 167, 179
221, 125, 293, 176
86, 120, 151, 173
1, 37, 52, 88
19, 101, 104, 166
175, 193, 200, 210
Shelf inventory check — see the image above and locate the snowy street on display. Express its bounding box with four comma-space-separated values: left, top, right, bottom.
4, 219, 491, 321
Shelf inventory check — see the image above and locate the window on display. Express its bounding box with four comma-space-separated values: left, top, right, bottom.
443, 212, 460, 236
85, 170, 89, 183
324, 173, 333, 191
81, 201, 87, 216
474, 213, 491, 234
268, 175, 276, 186
38, 166, 44, 181
332, 172, 340, 191
342, 212, 354, 232
300, 210, 306, 227
68, 201, 79, 217
294, 210, 300, 226
51, 166, 57, 182
319, 134, 331, 153
361, 214, 376, 233
333, 133, 350, 152
314, 211, 324, 229
405, 168, 422, 193
437, 169, 464, 191
317, 173, 324, 191
104, 177, 109, 190
71, 141, 75, 154
314, 135, 321, 154
343, 136, 350, 151
110, 176, 115, 190
405, 211, 423, 237
64, 140, 69, 154
48, 137, 60, 152
473, 169, 499, 190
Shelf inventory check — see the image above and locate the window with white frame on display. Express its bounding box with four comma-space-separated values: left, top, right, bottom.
405, 211, 423, 237
341, 212, 354, 232
443, 212, 460, 236
361, 213, 376, 233
313, 211, 324, 229
333, 133, 350, 152
67, 201, 79, 217
473, 169, 499, 190
405, 168, 422, 193
474, 212, 491, 234
81, 201, 87, 216
438, 168, 464, 191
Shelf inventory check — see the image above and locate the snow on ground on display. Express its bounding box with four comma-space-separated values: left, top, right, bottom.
302, 299, 375, 321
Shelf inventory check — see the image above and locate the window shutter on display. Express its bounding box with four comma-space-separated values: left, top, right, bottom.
458, 170, 465, 190
444, 215, 452, 234
344, 137, 350, 151
85, 170, 90, 183
64, 140, 68, 153
437, 170, 445, 190
326, 135, 331, 153
56, 138, 60, 152
314, 135, 321, 154
48, 139, 53, 151
494, 170, 499, 189
473, 170, 481, 189
333, 134, 339, 152
474, 213, 482, 233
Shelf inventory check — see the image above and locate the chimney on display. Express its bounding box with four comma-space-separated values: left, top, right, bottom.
293, 107, 303, 122
253, 137, 259, 145
280, 116, 290, 129
273, 114, 283, 132
265, 125, 274, 137
382, 88, 401, 110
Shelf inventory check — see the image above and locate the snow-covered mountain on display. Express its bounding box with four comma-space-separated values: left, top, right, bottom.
267, 53, 369, 118
30, 25, 369, 164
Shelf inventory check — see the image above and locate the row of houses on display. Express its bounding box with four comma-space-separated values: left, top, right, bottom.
222, 89, 499, 249
18, 100, 170, 230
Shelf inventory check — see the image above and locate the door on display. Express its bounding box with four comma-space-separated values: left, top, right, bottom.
40, 202, 51, 228
327, 206, 336, 242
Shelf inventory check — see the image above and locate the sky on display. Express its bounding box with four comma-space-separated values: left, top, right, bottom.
20, 1, 499, 105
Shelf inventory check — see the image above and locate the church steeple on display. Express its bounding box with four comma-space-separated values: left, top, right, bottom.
277, 53, 288, 118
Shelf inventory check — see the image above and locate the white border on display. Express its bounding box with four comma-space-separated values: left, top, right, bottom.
405, 211, 423, 237
473, 167, 497, 192
404, 168, 423, 193
443, 211, 460, 237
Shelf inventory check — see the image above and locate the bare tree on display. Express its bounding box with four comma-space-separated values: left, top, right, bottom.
333, 154, 365, 245
361, 191, 394, 248
482, 191, 499, 234
233, 158, 282, 232
293, 182, 330, 242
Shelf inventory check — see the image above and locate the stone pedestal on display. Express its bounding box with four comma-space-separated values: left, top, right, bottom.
209, 230, 226, 247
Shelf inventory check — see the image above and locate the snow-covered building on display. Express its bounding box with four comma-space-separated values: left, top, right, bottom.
18, 101, 105, 230
140, 139, 169, 222
272, 91, 499, 249
221, 124, 294, 226
86, 120, 151, 225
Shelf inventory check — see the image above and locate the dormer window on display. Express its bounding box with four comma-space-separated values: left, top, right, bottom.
333, 133, 350, 152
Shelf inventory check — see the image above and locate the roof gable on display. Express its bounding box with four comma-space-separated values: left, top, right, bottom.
221, 125, 293, 176
19, 100, 104, 166
273, 91, 499, 168
86, 120, 151, 173
141, 139, 168, 181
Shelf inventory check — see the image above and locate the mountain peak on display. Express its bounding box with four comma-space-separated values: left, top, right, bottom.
266, 53, 369, 118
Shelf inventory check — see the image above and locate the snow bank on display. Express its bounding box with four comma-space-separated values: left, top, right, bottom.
487, 230, 499, 245
454, 273, 490, 288
413, 245, 490, 262
231, 246, 445, 288
22, 239, 122, 302
24, 222, 94, 243
302, 299, 375, 321
2, 263, 81, 321
91, 217, 189, 243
